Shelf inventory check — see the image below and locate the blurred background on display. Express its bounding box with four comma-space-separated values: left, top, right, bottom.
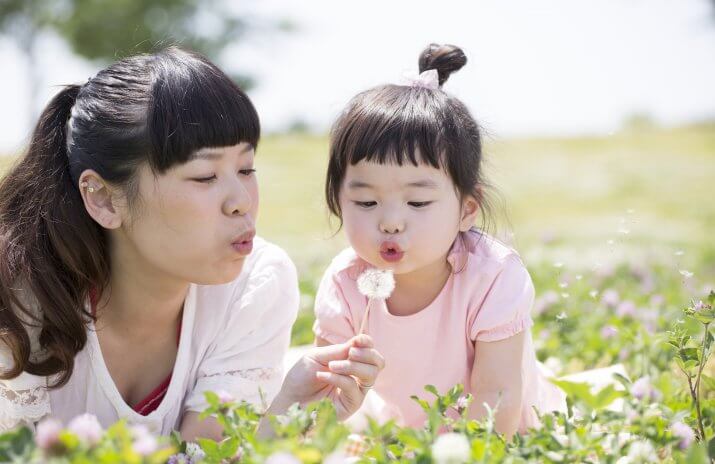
1, 0, 713, 349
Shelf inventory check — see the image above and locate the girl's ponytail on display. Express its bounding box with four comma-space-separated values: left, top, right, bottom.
0, 84, 108, 388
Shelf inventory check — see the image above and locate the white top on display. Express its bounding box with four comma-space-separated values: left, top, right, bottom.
0, 237, 299, 435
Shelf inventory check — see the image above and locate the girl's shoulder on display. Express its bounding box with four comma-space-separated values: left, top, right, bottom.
455, 228, 529, 283
323, 246, 371, 283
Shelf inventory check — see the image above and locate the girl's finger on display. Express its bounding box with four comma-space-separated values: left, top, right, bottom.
328, 360, 379, 386
348, 347, 385, 370
349, 334, 374, 349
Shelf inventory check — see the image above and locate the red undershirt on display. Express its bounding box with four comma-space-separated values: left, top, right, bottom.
89, 290, 181, 416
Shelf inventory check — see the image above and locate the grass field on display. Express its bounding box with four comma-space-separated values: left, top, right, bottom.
2, 124, 714, 347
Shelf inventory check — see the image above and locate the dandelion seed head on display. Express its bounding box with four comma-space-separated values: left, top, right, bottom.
357, 269, 395, 299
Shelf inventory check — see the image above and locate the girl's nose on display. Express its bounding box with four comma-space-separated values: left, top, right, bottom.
379, 219, 404, 234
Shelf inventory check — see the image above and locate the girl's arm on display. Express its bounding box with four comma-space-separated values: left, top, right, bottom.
469, 330, 526, 441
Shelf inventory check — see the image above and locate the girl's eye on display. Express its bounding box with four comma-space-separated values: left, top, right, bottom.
408, 201, 432, 208
240, 169, 256, 176
354, 201, 377, 208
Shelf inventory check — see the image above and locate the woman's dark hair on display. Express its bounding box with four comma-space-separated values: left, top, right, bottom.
326, 43, 494, 230
0, 46, 259, 387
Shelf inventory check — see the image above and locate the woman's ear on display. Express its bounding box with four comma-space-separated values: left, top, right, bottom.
78, 170, 122, 230
459, 194, 480, 232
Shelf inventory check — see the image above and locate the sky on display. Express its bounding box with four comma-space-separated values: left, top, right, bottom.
1, 0, 714, 154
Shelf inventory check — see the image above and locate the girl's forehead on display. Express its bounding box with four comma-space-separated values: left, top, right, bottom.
344, 160, 451, 190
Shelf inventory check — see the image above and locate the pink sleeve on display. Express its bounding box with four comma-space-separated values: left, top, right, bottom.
312, 267, 356, 345
470, 255, 535, 342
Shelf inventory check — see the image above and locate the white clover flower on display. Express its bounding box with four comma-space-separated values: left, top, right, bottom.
670, 421, 695, 450
625, 440, 657, 463
456, 395, 470, 411
630, 376, 661, 401
130, 424, 158, 456
357, 269, 395, 300
265, 451, 301, 464
35, 417, 63, 450
186, 441, 207, 461
67, 413, 103, 446
431, 432, 471, 464
216, 389, 235, 404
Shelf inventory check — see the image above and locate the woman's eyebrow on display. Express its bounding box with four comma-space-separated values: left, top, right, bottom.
190, 145, 253, 161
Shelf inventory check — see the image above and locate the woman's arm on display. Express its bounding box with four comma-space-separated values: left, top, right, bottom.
179, 412, 224, 442
469, 330, 526, 441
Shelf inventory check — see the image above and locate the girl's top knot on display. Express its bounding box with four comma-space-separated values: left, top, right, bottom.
418, 43, 467, 87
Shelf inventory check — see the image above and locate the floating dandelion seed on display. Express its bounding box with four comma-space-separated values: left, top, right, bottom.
675, 250, 684, 256
553, 262, 564, 268
679, 270, 694, 279
357, 269, 395, 334
607, 239, 615, 245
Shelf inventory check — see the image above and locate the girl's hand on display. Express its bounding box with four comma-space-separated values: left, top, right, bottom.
276, 334, 385, 420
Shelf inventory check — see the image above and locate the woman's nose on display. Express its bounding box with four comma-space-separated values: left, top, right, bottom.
223, 179, 253, 216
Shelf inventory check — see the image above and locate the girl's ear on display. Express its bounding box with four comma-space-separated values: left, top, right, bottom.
78, 169, 123, 230
459, 194, 480, 232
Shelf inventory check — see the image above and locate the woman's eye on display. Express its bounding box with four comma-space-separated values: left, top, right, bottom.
239, 168, 256, 176
354, 201, 377, 208
408, 201, 432, 208
193, 175, 217, 183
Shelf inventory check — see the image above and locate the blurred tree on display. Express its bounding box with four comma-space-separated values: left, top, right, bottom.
0, 0, 291, 120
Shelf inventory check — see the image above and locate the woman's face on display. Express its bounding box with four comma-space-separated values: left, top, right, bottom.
117, 142, 259, 285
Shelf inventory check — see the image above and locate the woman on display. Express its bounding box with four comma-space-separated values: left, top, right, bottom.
0, 47, 383, 440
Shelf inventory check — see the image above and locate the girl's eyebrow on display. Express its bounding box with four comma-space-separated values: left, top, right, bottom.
406, 180, 438, 189
347, 180, 373, 189
347, 179, 438, 189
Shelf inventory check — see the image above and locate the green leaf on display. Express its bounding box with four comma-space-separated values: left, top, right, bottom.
424, 385, 440, 397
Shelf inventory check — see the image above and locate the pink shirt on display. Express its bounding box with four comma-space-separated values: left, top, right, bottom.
313, 228, 566, 432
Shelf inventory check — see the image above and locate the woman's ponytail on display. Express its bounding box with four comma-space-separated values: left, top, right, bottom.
0, 84, 108, 388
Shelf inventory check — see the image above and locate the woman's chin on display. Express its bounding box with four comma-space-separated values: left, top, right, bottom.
192, 261, 246, 286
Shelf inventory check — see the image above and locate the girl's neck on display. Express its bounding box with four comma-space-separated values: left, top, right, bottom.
95, 236, 189, 338
387, 254, 451, 317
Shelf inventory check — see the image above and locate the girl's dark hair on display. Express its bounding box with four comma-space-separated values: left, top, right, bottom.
0, 46, 259, 388
326, 43, 494, 230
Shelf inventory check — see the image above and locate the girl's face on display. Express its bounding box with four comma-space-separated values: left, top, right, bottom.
114, 142, 259, 285
339, 159, 477, 276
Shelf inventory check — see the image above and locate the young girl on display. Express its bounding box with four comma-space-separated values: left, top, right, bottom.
0, 47, 383, 439
313, 44, 566, 438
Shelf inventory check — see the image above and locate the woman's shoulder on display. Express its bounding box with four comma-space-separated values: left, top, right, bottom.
191, 237, 299, 330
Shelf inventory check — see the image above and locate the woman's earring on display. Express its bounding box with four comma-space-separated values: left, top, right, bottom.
80, 181, 96, 193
